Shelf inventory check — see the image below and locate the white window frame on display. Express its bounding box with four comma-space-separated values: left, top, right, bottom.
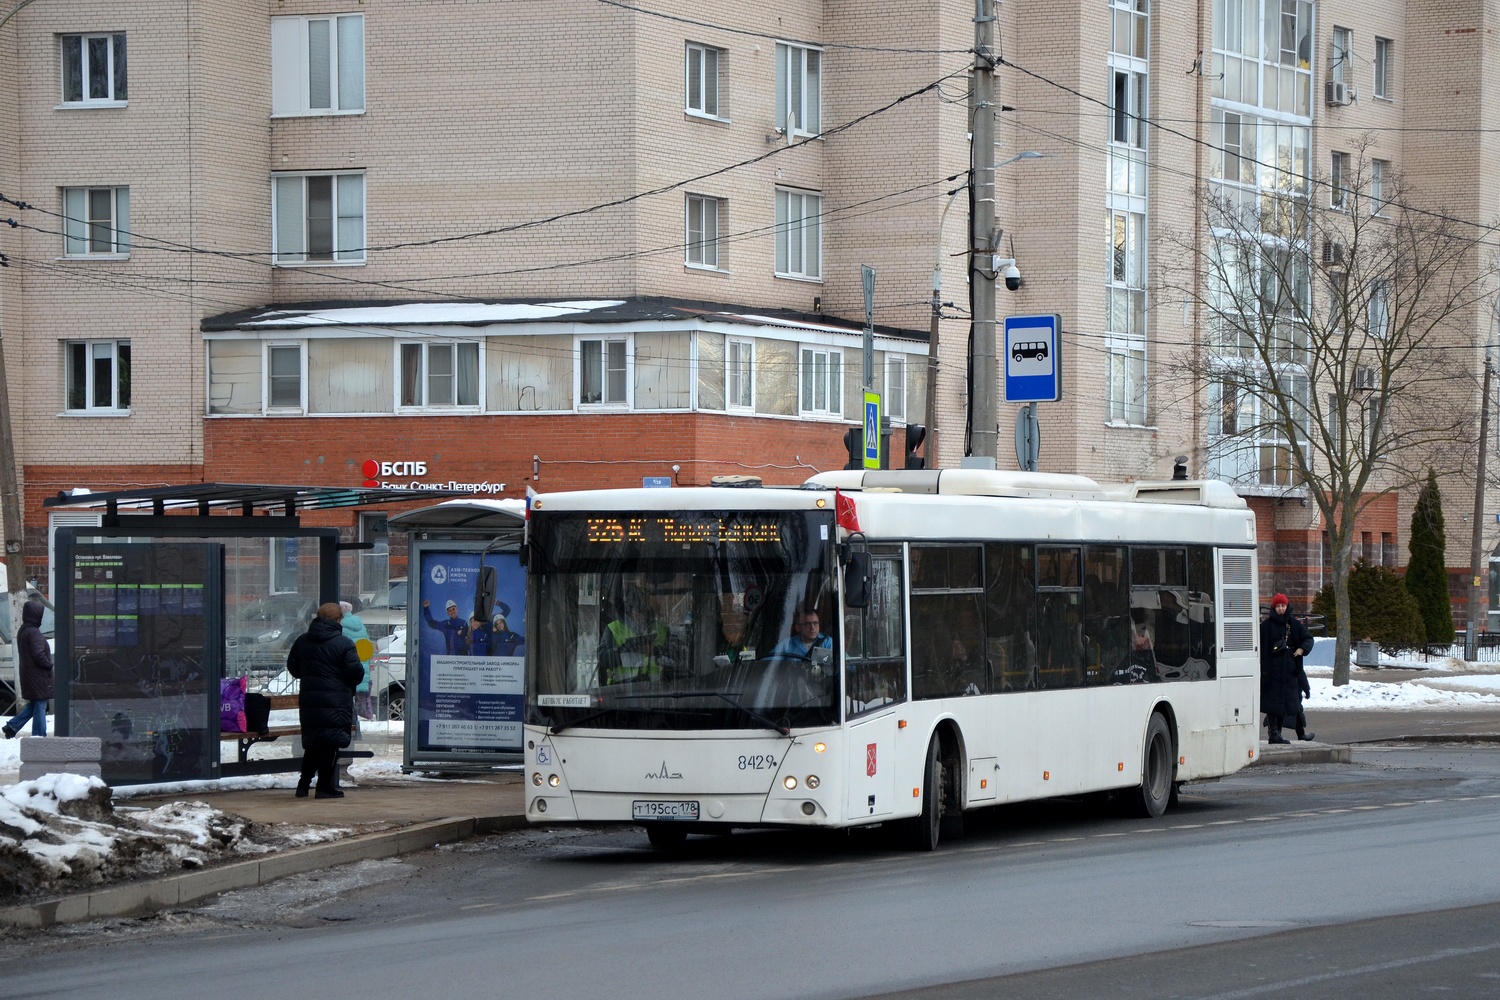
270, 538, 300, 595
59, 32, 126, 106
578, 336, 631, 408
775, 41, 821, 136
1368, 280, 1391, 339
1330, 151, 1350, 210
264, 342, 306, 414
1370, 159, 1387, 215
272, 172, 366, 265
62, 186, 130, 257
1106, 337, 1148, 425
800, 346, 842, 417
1373, 37, 1392, 100
1330, 27, 1351, 86
775, 188, 822, 280
64, 339, 131, 414
397, 341, 481, 410
885, 354, 907, 422
685, 194, 723, 270
271, 13, 365, 116
726, 337, 754, 411
1110, 68, 1147, 149
685, 42, 725, 120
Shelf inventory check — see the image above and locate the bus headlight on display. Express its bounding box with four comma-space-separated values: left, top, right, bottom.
805, 775, 820, 789
783, 775, 798, 790
531, 772, 542, 786
548, 774, 561, 787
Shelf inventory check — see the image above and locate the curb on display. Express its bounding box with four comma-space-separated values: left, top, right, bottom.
0, 813, 530, 929
1249, 743, 1351, 766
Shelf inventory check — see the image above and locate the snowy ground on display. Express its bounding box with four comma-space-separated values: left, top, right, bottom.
5, 654, 1500, 908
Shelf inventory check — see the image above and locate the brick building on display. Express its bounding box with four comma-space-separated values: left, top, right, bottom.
0, 1, 1494, 618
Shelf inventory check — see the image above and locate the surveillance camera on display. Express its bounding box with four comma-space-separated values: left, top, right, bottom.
994, 257, 1021, 291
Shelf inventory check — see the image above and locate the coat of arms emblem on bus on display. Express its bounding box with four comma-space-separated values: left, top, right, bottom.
866, 743, 877, 776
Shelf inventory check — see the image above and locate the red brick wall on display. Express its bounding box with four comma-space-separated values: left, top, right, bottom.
1249, 492, 1402, 610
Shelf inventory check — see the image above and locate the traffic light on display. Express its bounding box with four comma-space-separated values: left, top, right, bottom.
843, 428, 863, 470
904, 423, 927, 469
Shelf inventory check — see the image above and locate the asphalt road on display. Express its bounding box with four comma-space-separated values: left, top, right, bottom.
8, 739, 1500, 999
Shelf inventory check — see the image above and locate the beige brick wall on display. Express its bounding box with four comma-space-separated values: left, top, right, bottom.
1, 0, 1497, 588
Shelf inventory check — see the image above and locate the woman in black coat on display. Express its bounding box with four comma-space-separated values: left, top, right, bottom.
3, 599, 54, 738
1260, 593, 1315, 745
286, 602, 365, 798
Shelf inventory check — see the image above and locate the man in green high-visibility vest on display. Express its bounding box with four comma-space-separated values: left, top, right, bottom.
599, 582, 669, 684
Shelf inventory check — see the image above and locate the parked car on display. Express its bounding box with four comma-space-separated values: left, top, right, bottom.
359, 578, 407, 642
369, 626, 407, 721
225, 594, 316, 675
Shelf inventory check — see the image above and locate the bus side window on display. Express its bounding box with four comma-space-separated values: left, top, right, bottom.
1036, 546, 1085, 689
911, 545, 985, 700
846, 549, 907, 716
985, 542, 1037, 691
1187, 545, 1216, 679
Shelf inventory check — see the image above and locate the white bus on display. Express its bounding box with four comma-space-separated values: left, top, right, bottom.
523, 468, 1261, 849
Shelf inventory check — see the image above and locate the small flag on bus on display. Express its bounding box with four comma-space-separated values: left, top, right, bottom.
834, 489, 861, 533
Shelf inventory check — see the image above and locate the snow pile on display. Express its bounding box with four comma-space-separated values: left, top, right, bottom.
0, 775, 340, 905
1305, 676, 1500, 710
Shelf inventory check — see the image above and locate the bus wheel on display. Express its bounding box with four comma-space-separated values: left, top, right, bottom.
1129, 713, 1175, 819
645, 824, 689, 850
906, 737, 944, 851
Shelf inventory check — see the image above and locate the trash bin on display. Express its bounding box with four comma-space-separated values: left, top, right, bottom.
1355, 641, 1380, 668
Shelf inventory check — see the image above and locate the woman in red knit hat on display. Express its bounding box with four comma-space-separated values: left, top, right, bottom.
1260, 593, 1315, 743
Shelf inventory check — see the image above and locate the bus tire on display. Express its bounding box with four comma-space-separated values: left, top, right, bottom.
645, 824, 689, 850
1129, 713, 1175, 819
905, 737, 944, 851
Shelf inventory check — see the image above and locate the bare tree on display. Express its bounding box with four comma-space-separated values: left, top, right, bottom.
1162, 137, 1486, 685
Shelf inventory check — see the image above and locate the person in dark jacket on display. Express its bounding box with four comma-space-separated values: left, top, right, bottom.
286, 602, 365, 798
1260, 592, 1315, 744
3, 599, 53, 739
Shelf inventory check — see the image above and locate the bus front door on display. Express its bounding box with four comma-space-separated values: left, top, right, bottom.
846, 708, 898, 820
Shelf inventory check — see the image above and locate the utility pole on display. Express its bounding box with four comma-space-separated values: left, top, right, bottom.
1468, 349, 1492, 656
967, 0, 998, 467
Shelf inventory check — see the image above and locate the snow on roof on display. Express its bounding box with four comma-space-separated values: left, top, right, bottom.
245, 300, 626, 328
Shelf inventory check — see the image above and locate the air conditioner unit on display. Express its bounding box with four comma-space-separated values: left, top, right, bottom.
1322, 240, 1345, 266
1325, 81, 1350, 106
1353, 367, 1379, 391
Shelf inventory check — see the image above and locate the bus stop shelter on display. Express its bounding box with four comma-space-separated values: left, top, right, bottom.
387, 498, 527, 772
43, 483, 470, 785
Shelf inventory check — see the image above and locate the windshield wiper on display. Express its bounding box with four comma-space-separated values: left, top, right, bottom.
618, 690, 791, 736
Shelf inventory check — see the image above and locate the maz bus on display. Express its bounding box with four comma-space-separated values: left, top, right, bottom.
523, 468, 1261, 849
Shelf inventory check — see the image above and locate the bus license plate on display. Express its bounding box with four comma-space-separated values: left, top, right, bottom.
633, 800, 700, 822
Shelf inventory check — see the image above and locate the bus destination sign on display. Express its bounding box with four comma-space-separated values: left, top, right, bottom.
585, 516, 784, 545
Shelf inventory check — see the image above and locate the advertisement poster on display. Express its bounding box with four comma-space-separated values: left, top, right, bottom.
415, 550, 525, 754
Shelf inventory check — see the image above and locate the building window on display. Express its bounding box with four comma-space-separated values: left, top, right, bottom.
580, 338, 629, 406
60, 33, 126, 104
800, 347, 841, 416
399, 341, 479, 408
686, 194, 722, 269
1330, 151, 1349, 209
1373, 37, 1392, 99
1330, 27, 1351, 86
62, 187, 130, 256
685, 42, 723, 118
1110, 69, 1147, 148
1107, 341, 1147, 424
1368, 280, 1390, 338
273, 173, 365, 264
775, 188, 822, 280
775, 41, 821, 135
1371, 159, 1387, 214
266, 344, 305, 412
271, 14, 364, 116
886, 355, 907, 422
65, 340, 130, 413
727, 338, 753, 410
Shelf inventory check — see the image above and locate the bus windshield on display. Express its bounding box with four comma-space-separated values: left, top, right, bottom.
528, 509, 839, 732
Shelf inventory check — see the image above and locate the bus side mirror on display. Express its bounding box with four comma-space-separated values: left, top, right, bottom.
474, 564, 497, 622
844, 550, 871, 608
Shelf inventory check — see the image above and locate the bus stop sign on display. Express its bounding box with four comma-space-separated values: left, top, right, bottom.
1004, 314, 1062, 403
